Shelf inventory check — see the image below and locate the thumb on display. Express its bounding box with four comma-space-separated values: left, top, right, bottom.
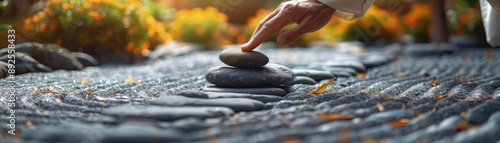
277, 24, 309, 46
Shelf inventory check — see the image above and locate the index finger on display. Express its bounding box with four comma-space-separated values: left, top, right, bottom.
241, 12, 291, 52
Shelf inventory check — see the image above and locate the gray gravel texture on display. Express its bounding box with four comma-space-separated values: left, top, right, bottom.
1, 45, 500, 143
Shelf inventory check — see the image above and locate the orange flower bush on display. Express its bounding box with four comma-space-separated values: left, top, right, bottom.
23, 0, 172, 57
321, 6, 403, 43
449, 0, 482, 36
168, 7, 231, 49
402, 3, 432, 42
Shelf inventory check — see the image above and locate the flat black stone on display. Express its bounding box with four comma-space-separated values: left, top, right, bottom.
280, 85, 295, 93
102, 105, 234, 121
22, 122, 105, 143
322, 67, 358, 77
206, 92, 285, 103
292, 69, 335, 81
203, 86, 286, 96
205, 63, 294, 88
73, 52, 99, 67
289, 76, 317, 85
150, 96, 265, 112
359, 54, 393, 68
102, 121, 184, 143
310, 61, 366, 72
219, 48, 269, 68
177, 90, 209, 99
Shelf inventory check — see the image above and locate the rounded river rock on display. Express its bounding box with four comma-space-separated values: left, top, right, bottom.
205, 63, 294, 88
219, 48, 269, 68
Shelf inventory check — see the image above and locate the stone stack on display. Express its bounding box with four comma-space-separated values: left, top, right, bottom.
204, 48, 294, 96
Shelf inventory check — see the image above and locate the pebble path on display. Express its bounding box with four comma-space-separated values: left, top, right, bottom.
1, 45, 500, 143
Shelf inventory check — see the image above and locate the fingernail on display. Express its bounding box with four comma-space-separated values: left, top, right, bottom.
240, 44, 250, 51
241, 43, 248, 48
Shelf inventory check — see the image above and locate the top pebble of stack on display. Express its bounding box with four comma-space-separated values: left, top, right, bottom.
219, 48, 269, 68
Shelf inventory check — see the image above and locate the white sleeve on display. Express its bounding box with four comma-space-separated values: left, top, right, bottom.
481, 0, 500, 47
487, 0, 500, 11
317, 0, 374, 20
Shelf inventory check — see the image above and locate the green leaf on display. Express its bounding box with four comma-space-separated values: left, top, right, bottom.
0, 24, 12, 32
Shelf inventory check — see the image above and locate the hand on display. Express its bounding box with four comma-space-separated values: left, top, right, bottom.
241, 0, 335, 52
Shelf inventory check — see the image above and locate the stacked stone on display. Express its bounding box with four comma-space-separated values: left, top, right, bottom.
204, 48, 294, 96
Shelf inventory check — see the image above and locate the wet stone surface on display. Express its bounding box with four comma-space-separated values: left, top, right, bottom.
176, 90, 209, 99
101, 105, 234, 121
203, 86, 287, 96
150, 95, 265, 112
205, 63, 294, 88
289, 76, 317, 85
1, 46, 500, 143
206, 92, 285, 103
219, 48, 269, 68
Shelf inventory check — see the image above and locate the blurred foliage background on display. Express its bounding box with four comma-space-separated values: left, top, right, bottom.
0, 0, 487, 57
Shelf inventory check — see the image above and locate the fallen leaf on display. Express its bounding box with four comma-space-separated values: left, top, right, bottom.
204, 130, 218, 143
455, 121, 467, 131
461, 57, 469, 64
316, 113, 354, 121
395, 71, 405, 77
414, 110, 423, 117
87, 91, 93, 95
9, 130, 21, 138
299, 100, 305, 105
81, 79, 90, 85
280, 137, 302, 143
338, 128, 350, 143
25, 120, 35, 128
466, 98, 479, 103
229, 124, 240, 130
112, 90, 120, 95
462, 81, 473, 85
376, 102, 385, 112
434, 95, 447, 102
417, 138, 430, 143
381, 98, 394, 102
430, 80, 440, 87
485, 49, 494, 60
363, 136, 380, 143
371, 91, 379, 96
389, 119, 409, 128
308, 77, 337, 95
177, 68, 184, 73
152, 92, 158, 97
125, 77, 134, 83
460, 111, 468, 117
363, 87, 367, 91
358, 72, 367, 78
468, 72, 474, 76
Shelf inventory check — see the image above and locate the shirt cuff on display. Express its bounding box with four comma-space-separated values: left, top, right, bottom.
488, 0, 500, 11
317, 0, 374, 20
